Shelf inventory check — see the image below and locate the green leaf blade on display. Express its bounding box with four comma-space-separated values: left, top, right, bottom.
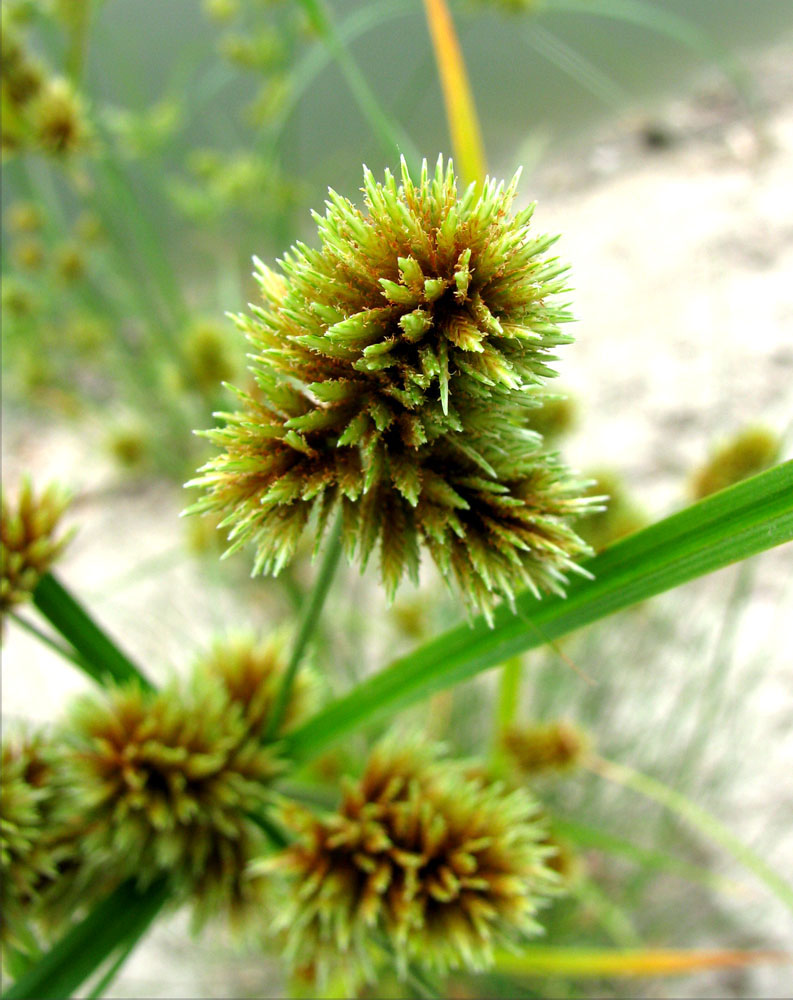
286, 462, 793, 762
32, 574, 154, 690
3, 879, 168, 1000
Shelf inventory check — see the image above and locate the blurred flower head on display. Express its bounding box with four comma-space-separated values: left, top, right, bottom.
690, 425, 779, 500
1, 478, 72, 619
63, 675, 284, 924
262, 736, 557, 985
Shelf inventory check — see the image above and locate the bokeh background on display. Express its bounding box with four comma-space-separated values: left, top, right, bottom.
2, 1, 792, 996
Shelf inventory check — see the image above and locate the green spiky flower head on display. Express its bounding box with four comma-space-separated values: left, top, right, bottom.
193, 631, 317, 738
188, 157, 595, 616
260, 736, 557, 987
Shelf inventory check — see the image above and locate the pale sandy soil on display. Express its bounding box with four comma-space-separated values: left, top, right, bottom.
2, 43, 792, 1000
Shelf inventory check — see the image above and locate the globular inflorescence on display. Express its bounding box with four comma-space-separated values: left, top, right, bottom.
0, 731, 76, 956
262, 737, 557, 986
62, 637, 313, 926
189, 157, 596, 617
1, 478, 72, 620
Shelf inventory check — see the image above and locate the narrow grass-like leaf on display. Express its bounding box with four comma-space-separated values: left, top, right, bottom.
285, 462, 793, 762
423, 0, 487, 186
554, 818, 743, 896
548, 0, 754, 110
295, 0, 419, 167
3, 879, 169, 1000
491, 946, 789, 979
32, 573, 154, 690
586, 755, 793, 915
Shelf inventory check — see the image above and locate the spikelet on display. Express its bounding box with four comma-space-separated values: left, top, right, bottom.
259, 736, 557, 986
188, 157, 596, 616
502, 720, 588, 776
193, 632, 317, 738
1, 478, 72, 618
690, 426, 779, 500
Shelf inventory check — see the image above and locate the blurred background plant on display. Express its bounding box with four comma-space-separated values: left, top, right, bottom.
2, 0, 792, 997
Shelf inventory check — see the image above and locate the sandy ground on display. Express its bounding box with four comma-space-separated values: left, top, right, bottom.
2, 42, 792, 1000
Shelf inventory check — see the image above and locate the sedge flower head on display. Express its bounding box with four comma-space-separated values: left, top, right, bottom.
502, 720, 589, 776
193, 631, 317, 738
0, 731, 75, 955
1, 478, 72, 619
691, 425, 779, 500
261, 736, 557, 985
62, 677, 284, 925
188, 157, 595, 616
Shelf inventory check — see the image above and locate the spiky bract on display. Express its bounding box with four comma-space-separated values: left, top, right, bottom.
63, 677, 281, 924
263, 737, 556, 984
189, 157, 595, 615
1, 478, 72, 617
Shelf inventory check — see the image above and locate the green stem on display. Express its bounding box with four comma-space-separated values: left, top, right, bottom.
491, 655, 522, 773
65, 0, 92, 85
586, 754, 793, 915
265, 514, 344, 739
295, 0, 420, 167
32, 573, 154, 690
9, 612, 89, 673
85, 919, 151, 1000
3, 878, 169, 1000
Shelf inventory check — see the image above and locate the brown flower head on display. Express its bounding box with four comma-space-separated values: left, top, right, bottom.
502, 720, 589, 776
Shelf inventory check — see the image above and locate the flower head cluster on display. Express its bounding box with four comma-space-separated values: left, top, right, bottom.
189, 157, 595, 615
1, 11, 88, 157
1, 478, 72, 619
63, 638, 312, 924
263, 737, 556, 985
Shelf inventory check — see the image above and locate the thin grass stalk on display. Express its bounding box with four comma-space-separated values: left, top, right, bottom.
32, 573, 154, 690
265, 513, 344, 739
295, 0, 420, 167
585, 754, 793, 915
422, 0, 487, 186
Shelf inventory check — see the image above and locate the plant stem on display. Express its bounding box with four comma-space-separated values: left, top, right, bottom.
490, 655, 522, 773
585, 754, 793, 915
9, 612, 89, 673
422, 0, 487, 186
296, 0, 420, 168
266, 514, 344, 739
3, 878, 169, 1000
32, 573, 154, 690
